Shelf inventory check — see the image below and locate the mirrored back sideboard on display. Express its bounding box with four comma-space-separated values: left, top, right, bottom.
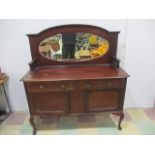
21, 24, 129, 134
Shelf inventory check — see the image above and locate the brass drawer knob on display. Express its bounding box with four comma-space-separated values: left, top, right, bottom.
108, 82, 112, 87
61, 84, 66, 89
39, 85, 44, 89
86, 83, 91, 88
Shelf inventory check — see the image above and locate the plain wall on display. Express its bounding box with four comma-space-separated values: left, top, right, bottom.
124, 20, 155, 107
0, 19, 155, 111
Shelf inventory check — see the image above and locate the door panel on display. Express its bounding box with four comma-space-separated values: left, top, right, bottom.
87, 90, 119, 112
70, 92, 85, 114
32, 92, 68, 115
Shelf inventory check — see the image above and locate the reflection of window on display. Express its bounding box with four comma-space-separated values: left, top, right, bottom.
89, 35, 97, 44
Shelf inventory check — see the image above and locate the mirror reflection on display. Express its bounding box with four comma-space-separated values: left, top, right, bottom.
39, 33, 109, 61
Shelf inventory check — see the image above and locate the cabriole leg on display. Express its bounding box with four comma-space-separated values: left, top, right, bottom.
29, 116, 37, 135
112, 112, 124, 130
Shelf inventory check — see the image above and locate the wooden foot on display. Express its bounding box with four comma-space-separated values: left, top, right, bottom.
29, 116, 37, 135
112, 112, 124, 130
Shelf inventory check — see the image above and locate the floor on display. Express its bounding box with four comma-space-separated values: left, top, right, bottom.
0, 108, 155, 135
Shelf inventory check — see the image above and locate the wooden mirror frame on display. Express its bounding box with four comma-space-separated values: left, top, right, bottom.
27, 24, 120, 70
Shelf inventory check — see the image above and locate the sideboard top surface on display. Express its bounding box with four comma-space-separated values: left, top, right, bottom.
21, 65, 129, 82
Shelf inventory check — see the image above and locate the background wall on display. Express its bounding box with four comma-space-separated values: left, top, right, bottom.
0, 19, 155, 111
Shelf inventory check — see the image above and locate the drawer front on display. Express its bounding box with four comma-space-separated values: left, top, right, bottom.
27, 81, 74, 92
27, 79, 124, 93
75, 79, 124, 90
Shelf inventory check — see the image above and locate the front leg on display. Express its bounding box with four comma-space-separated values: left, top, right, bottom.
112, 112, 124, 130
29, 116, 37, 135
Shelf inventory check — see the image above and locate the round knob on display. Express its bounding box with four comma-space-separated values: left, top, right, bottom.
61, 84, 66, 89
39, 85, 44, 89
86, 83, 91, 89
108, 82, 112, 87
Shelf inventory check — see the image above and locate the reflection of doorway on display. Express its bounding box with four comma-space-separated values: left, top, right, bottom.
62, 33, 76, 58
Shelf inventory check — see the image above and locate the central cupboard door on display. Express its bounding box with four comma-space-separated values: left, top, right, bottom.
32, 92, 68, 115
70, 92, 85, 114
87, 90, 120, 112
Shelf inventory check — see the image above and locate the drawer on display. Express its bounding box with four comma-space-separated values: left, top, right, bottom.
75, 79, 124, 90
27, 81, 74, 92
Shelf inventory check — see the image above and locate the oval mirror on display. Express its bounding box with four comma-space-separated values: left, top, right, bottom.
39, 33, 109, 62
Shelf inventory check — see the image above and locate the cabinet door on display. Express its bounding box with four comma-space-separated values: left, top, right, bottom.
87, 90, 120, 112
31, 92, 68, 115
70, 92, 85, 114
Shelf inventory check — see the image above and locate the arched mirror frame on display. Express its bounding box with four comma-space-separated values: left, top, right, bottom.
27, 24, 120, 67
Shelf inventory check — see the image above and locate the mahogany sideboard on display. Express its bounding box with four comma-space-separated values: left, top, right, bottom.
21, 24, 129, 134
